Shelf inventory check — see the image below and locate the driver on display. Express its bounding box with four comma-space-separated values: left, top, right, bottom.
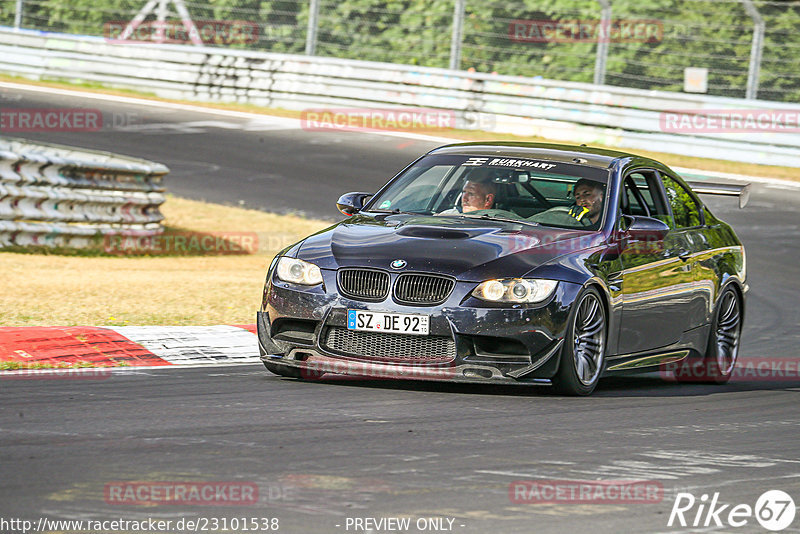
460, 180, 496, 212
437, 179, 496, 215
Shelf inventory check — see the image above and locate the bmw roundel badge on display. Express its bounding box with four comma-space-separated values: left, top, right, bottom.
391, 259, 407, 269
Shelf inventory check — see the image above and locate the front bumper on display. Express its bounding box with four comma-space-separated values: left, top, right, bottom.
258, 274, 581, 385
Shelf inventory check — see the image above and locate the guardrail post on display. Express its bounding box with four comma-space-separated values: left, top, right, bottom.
305, 0, 321, 56
741, 0, 764, 100
593, 0, 611, 86
14, 0, 23, 29
449, 0, 466, 70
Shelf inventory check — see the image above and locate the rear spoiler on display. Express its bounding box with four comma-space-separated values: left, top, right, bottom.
685, 181, 751, 209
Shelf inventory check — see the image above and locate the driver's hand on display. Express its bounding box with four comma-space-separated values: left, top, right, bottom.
568, 205, 590, 221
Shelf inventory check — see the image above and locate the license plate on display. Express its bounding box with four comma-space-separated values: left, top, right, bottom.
347, 310, 429, 335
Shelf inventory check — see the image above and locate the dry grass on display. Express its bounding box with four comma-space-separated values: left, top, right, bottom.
2, 73, 799, 181
0, 197, 331, 326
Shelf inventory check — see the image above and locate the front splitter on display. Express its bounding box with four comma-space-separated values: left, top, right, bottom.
261, 349, 552, 387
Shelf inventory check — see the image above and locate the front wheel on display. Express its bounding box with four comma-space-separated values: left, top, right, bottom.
553, 287, 607, 396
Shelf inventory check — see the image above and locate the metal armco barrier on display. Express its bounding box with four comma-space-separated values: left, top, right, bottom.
0, 136, 167, 248
1, 28, 800, 167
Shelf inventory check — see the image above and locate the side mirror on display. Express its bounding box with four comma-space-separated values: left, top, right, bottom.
622, 215, 670, 242
336, 192, 372, 216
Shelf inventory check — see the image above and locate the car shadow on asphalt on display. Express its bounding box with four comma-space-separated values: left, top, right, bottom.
264, 372, 800, 398
592, 375, 800, 397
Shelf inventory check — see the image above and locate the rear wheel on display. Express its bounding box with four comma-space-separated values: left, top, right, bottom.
554, 287, 607, 396
264, 359, 302, 378
676, 287, 741, 384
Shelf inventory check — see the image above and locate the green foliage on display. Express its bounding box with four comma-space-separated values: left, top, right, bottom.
258, 0, 305, 52
34, 0, 143, 34
8, 0, 800, 102
756, 2, 800, 102
0, 0, 15, 26
460, 0, 598, 80
313, 0, 453, 66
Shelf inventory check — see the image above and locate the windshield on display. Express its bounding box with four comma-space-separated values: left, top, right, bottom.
366, 154, 610, 229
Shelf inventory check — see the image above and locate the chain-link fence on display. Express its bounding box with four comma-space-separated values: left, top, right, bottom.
1, 0, 798, 103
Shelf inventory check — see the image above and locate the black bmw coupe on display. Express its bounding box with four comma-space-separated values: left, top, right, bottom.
257, 142, 748, 395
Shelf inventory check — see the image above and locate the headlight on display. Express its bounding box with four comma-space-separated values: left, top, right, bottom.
276, 257, 323, 285
472, 279, 558, 303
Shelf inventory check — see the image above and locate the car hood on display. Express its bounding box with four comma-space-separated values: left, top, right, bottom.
296, 214, 598, 281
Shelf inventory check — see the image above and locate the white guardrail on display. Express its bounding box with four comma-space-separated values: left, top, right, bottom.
1, 28, 800, 167
0, 137, 167, 248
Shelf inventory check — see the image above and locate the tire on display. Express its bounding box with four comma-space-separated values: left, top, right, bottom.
553, 287, 607, 396
676, 287, 742, 384
263, 359, 302, 379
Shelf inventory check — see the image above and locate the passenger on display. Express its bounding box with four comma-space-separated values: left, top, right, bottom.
527, 178, 605, 228
568, 178, 605, 225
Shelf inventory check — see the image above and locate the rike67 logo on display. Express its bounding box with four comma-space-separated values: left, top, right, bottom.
668, 490, 796, 531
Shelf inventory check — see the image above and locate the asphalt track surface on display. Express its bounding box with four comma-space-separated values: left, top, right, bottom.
2, 86, 800, 533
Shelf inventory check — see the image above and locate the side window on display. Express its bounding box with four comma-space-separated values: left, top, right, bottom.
662, 175, 702, 228
621, 171, 669, 223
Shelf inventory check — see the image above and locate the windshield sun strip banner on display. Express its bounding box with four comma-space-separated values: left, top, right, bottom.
417, 154, 609, 183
